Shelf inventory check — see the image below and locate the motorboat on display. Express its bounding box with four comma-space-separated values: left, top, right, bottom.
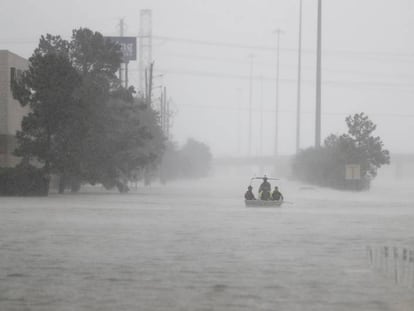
244, 176, 284, 207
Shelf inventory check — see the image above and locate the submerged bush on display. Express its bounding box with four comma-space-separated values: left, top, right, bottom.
0, 165, 49, 196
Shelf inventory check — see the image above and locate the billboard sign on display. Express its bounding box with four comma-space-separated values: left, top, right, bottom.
105, 36, 137, 62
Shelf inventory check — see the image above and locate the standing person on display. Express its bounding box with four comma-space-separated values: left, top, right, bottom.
271, 186, 284, 201
259, 176, 271, 200
244, 185, 256, 200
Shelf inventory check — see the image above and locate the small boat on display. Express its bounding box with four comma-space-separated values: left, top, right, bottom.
244, 176, 284, 208
245, 199, 283, 207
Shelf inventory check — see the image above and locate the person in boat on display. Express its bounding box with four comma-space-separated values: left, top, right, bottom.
259, 176, 271, 200
244, 185, 256, 200
271, 186, 284, 201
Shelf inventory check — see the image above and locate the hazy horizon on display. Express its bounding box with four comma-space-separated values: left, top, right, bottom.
1, 0, 413, 157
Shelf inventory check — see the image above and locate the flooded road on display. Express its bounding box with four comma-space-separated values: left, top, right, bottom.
0, 176, 413, 310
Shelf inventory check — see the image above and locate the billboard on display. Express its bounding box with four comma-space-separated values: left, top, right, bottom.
105, 36, 137, 62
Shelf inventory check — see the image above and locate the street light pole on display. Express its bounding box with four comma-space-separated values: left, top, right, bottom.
315, 0, 322, 148
259, 75, 264, 157
235, 88, 242, 155
296, 0, 303, 153
273, 29, 283, 157
248, 54, 254, 157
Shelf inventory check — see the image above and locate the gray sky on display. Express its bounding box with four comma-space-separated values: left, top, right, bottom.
1, 0, 413, 156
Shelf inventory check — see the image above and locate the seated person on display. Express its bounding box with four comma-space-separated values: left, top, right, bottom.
271, 186, 284, 201
260, 189, 271, 200
244, 185, 256, 200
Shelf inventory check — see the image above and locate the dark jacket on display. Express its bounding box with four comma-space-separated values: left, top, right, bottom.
245, 190, 256, 200
271, 190, 283, 201
259, 181, 271, 193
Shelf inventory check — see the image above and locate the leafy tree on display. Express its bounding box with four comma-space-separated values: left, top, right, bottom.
65, 28, 123, 191
292, 113, 390, 190
12, 51, 81, 178
81, 93, 165, 192
344, 113, 390, 180
180, 139, 212, 178
160, 138, 212, 181
13, 27, 166, 193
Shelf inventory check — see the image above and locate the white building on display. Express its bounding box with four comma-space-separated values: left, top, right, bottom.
0, 50, 28, 167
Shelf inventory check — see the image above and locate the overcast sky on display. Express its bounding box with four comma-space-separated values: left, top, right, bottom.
1, 0, 413, 157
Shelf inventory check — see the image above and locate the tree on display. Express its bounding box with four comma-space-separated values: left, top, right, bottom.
12, 51, 81, 179
292, 113, 390, 190
160, 138, 212, 181
345, 113, 390, 181
180, 139, 212, 178
12, 28, 166, 193
81, 93, 165, 192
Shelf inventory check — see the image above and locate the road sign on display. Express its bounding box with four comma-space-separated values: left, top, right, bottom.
345, 164, 361, 180
104, 36, 137, 62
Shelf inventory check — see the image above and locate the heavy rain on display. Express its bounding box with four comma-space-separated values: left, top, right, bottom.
0, 1, 414, 310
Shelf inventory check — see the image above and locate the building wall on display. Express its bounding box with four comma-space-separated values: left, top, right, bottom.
0, 50, 28, 167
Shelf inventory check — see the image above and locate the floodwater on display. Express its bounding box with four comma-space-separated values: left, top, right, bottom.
0, 173, 413, 311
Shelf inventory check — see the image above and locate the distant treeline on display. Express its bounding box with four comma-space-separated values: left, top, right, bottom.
292, 113, 390, 191
160, 139, 212, 182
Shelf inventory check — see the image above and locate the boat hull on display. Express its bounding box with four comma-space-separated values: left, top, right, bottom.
244, 200, 283, 207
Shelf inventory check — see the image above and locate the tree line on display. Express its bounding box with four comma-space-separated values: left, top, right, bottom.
292, 113, 390, 190
3, 27, 212, 195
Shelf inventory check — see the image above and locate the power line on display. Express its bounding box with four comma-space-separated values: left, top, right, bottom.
151, 34, 414, 61
2, 36, 414, 62
130, 67, 414, 90
153, 51, 414, 82
174, 104, 414, 119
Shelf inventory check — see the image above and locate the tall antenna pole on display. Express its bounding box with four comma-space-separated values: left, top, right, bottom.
163, 86, 168, 138
315, 0, 322, 147
166, 94, 170, 139
119, 18, 124, 86
248, 54, 254, 157
273, 29, 283, 157
259, 75, 264, 157
139, 10, 152, 93
296, 0, 303, 153
236, 88, 242, 155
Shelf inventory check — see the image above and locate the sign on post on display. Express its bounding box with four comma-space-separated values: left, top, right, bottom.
104, 36, 137, 63
345, 164, 361, 180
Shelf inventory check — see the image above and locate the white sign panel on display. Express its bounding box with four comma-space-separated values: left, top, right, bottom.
345, 164, 361, 180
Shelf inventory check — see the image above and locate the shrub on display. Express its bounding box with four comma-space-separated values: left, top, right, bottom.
0, 165, 49, 196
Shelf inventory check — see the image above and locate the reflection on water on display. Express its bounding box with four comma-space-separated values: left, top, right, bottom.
367, 245, 414, 289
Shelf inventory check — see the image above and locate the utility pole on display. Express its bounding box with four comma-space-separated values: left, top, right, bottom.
145, 62, 154, 107
273, 29, 283, 157
139, 10, 152, 93
160, 87, 165, 132
163, 86, 169, 139
235, 88, 242, 155
160, 86, 169, 138
259, 75, 264, 157
248, 54, 254, 157
315, 0, 322, 147
119, 18, 124, 86
296, 0, 303, 153
166, 94, 170, 139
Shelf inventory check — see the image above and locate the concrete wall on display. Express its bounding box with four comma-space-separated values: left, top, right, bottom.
0, 50, 28, 167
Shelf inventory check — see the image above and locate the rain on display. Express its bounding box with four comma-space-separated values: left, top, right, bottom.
0, 1, 414, 310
